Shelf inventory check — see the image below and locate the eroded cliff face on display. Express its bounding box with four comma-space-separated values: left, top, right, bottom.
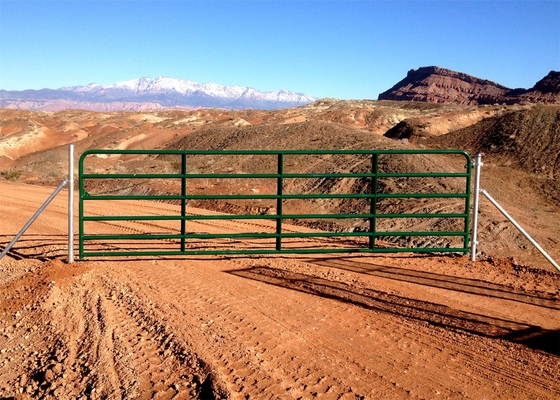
519, 71, 560, 103
379, 66, 560, 105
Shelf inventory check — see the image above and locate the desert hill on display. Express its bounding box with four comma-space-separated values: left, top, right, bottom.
150, 121, 471, 247
0, 100, 494, 174
379, 66, 560, 105
4, 67, 559, 112
427, 105, 560, 177
1, 99, 559, 270
427, 105, 560, 205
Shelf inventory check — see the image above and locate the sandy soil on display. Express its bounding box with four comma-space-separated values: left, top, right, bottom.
1, 180, 559, 399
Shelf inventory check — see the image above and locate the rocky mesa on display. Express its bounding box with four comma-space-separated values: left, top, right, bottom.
378, 66, 560, 105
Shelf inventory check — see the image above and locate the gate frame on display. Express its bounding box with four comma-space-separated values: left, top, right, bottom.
78, 149, 473, 258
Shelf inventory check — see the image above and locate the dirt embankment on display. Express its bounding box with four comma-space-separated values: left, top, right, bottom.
427, 105, 560, 181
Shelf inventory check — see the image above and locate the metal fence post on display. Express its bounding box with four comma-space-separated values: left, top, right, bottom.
470, 153, 482, 261
68, 144, 75, 263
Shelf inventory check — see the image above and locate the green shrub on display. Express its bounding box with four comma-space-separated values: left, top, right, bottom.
170, 160, 182, 172
1, 169, 20, 181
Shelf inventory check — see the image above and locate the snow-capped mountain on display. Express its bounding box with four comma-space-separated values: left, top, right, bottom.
0, 77, 317, 111
62, 77, 250, 97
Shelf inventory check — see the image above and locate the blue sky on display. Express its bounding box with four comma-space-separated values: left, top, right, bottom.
1, 0, 559, 99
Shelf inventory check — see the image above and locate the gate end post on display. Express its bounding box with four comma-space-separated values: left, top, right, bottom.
68, 144, 75, 263
470, 153, 483, 262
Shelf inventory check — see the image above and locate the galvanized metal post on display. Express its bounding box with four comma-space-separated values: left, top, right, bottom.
68, 144, 75, 263
481, 189, 560, 272
470, 153, 482, 261
78, 151, 85, 260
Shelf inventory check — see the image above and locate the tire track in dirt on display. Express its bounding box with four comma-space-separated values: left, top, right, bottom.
232, 266, 491, 399
0, 271, 120, 398
79, 214, 560, 394
101, 287, 199, 399
117, 258, 501, 399
0, 264, 226, 399
100, 273, 229, 399
119, 260, 404, 399
29, 276, 136, 398
110, 255, 559, 399
240, 258, 560, 399
82, 200, 369, 255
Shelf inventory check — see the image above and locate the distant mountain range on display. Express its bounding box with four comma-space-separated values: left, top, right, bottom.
0, 77, 317, 111
378, 66, 560, 105
2, 68, 559, 112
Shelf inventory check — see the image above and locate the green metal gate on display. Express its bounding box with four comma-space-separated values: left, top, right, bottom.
79, 149, 472, 258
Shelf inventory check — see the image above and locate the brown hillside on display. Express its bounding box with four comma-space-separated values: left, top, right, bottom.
519, 71, 560, 103
426, 105, 560, 203
0, 100, 488, 177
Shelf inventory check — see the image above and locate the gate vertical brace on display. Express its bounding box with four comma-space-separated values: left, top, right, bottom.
276, 153, 284, 251
68, 144, 75, 263
181, 152, 187, 252
470, 153, 482, 261
369, 153, 379, 250
462, 153, 473, 255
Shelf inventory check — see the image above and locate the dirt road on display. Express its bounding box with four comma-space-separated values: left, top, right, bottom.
0, 181, 559, 399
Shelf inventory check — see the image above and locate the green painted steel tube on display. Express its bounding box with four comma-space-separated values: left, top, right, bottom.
181, 153, 187, 252
80, 148, 471, 157
82, 230, 466, 242
369, 153, 378, 250
81, 192, 469, 201
463, 156, 473, 254
276, 153, 284, 251
80, 171, 470, 180
79, 161, 85, 259
80, 246, 469, 258
82, 212, 467, 222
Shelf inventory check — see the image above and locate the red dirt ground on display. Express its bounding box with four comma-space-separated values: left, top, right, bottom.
1, 180, 559, 399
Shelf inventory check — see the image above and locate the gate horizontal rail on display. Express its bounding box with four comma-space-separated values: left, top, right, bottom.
79, 149, 472, 258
